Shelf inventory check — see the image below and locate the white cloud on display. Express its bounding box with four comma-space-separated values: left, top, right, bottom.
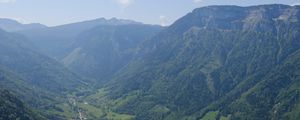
159, 15, 169, 26
0, 0, 16, 3
117, 0, 134, 8
292, 2, 300, 6
14, 18, 27, 24
193, 0, 203, 3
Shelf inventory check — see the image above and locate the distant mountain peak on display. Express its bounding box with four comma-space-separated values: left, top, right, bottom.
79, 17, 142, 26
54, 17, 142, 28
0, 18, 47, 32
107, 17, 142, 24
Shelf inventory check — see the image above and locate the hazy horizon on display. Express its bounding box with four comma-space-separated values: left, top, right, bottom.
0, 0, 299, 27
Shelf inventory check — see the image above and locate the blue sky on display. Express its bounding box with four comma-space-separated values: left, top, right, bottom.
0, 0, 299, 26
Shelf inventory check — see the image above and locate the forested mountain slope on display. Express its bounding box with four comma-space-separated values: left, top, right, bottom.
0, 28, 90, 119
18, 18, 142, 59
0, 89, 44, 120
62, 24, 162, 81
82, 4, 300, 120
0, 29, 87, 94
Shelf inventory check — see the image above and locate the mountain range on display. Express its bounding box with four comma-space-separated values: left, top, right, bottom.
0, 4, 299, 120
0, 18, 46, 32
18, 18, 143, 59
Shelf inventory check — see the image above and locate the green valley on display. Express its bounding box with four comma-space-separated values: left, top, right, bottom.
1, 3, 300, 120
